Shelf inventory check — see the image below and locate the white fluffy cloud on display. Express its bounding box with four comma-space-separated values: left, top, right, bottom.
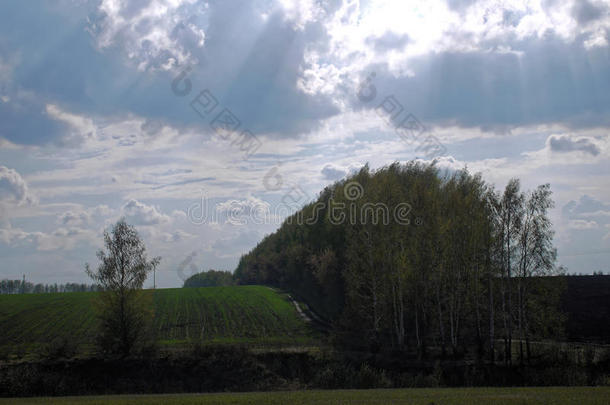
321, 163, 348, 180
308, 2, 604, 94
57, 210, 91, 227
122, 199, 171, 225
216, 196, 271, 225
34, 227, 97, 251
89, 0, 206, 71
0, 166, 34, 205
0, 223, 32, 245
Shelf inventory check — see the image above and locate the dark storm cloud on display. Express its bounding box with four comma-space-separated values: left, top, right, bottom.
0, 0, 341, 147
354, 34, 610, 132
572, 0, 609, 24
2, 0, 610, 147
0, 94, 70, 146
548, 135, 600, 155
190, 1, 339, 136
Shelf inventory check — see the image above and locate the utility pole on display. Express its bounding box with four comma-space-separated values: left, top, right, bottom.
21, 274, 25, 294
152, 261, 158, 290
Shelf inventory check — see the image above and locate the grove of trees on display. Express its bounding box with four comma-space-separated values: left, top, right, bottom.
183, 270, 235, 288
235, 161, 564, 363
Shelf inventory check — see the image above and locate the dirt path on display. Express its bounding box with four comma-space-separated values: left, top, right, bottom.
286, 294, 312, 323
266, 286, 328, 327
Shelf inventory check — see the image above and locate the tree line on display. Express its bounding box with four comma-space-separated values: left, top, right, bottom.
182, 270, 234, 288
0, 279, 101, 294
235, 161, 564, 364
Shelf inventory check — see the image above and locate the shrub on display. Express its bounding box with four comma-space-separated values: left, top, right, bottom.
583, 346, 596, 366
524, 366, 589, 386
594, 374, 610, 386
312, 364, 351, 389
353, 363, 392, 389
40, 337, 78, 360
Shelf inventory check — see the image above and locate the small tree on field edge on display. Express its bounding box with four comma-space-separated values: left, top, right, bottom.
86, 218, 160, 357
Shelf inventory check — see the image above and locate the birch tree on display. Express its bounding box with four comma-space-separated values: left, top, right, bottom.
86, 219, 160, 356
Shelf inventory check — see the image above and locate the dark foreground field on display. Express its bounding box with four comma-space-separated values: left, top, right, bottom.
2, 387, 609, 405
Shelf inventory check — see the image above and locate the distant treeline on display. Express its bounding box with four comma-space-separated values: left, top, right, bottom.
0, 279, 101, 294
571, 271, 607, 276
182, 270, 234, 288
235, 161, 564, 363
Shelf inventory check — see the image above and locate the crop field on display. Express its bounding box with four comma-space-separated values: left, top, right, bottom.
153, 286, 313, 344
2, 387, 609, 405
0, 286, 316, 356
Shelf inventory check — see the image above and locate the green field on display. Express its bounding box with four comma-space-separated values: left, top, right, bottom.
0, 286, 316, 356
1, 387, 609, 405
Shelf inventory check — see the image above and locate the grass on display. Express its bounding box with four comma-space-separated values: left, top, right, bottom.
1, 387, 609, 405
0, 286, 318, 358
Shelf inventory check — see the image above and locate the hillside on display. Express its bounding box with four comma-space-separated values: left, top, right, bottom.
0, 286, 318, 357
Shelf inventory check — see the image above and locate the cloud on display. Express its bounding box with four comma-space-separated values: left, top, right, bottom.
568, 219, 599, 230
91, 204, 114, 218
446, 0, 478, 13
563, 194, 610, 219
216, 196, 270, 225
557, 193, 610, 269
88, 0, 206, 71
0, 90, 71, 146
162, 229, 196, 243
0, 223, 97, 252
321, 163, 347, 180
210, 228, 262, 257
83, 0, 340, 137
0, 224, 32, 245
0, 166, 34, 205
350, 35, 610, 132
45, 104, 97, 147
548, 134, 601, 155
294, 0, 610, 132
2, 0, 610, 281
572, 0, 609, 24
366, 31, 410, 52
54, 204, 113, 228
277, 0, 324, 30
34, 227, 96, 251
122, 199, 171, 225
57, 211, 90, 227
562, 194, 610, 247
0, 52, 17, 87
4, 0, 610, 146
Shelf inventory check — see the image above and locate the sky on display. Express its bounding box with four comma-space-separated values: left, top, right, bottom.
1, 0, 610, 287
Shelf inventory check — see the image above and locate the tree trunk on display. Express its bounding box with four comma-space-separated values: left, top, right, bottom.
506, 210, 513, 367
518, 277, 524, 365
415, 308, 422, 359
487, 247, 495, 364
436, 279, 446, 358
